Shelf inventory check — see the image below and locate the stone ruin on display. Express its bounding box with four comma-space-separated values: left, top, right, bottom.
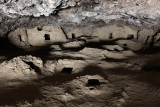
0, 0, 160, 106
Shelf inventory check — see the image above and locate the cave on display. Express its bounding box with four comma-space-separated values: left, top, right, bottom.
0, 0, 160, 107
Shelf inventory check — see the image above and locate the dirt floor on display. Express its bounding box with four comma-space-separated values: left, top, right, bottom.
0, 38, 160, 107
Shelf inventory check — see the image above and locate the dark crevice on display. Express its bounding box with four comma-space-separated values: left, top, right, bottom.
23, 61, 42, 75
18, 35, 22, 41
109, 33, 113, 39
127, 34, 134, 40
37, 26, 42, 31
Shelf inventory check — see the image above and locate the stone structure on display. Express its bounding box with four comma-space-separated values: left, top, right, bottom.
0, 0, 160, 107
8, 26, 67, 49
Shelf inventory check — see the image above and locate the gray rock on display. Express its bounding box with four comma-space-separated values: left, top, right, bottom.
0, 55, 43, 82
0, 0, 76, 17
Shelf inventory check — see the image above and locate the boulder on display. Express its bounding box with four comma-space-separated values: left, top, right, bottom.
0, 55, 43, 82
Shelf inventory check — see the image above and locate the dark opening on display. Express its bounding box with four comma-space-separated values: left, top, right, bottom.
61, 67, 73, 73
89, 87, 95, 90
88, 79, 100, 86
108, 33, 113, 39
122, 43, 127, 47
44, 34, 50, 40
127, 34, 134, 40
37, 26, 42, 31
23, 61, 42, 75
18, 35, 22, 41
145, 36, 150, 45
72, 33, 75, 39
114, 48, 120, 52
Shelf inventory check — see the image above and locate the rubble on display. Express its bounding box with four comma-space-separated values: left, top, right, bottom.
0, 55, 43, 82
0, 0, 160, 106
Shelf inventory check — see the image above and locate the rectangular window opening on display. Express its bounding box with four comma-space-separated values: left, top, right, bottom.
109, 33, 113, 39
61, 67, 73, 73
44, 34, 50, 40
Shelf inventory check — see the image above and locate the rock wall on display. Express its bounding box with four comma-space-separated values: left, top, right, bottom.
0, 0, 160, 27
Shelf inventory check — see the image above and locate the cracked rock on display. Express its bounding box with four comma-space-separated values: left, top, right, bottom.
0, 55, 43, 82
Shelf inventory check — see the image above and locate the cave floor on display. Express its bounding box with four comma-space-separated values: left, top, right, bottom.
0, 44, 160, 107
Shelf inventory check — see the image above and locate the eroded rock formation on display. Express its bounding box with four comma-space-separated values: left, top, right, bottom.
0, 0, 160, 27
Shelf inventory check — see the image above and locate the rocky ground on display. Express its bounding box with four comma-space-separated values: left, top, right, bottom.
0, 34, 160, 106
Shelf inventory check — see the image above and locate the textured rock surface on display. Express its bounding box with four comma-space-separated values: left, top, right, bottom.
0, 55, 43, 82
0, 50, 160, 106
0, 0, 160, 27
0, 0, 76, 17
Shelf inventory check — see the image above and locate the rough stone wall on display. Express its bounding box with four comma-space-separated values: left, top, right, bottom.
0, 0, 160, 27
0, 0, 76, 17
